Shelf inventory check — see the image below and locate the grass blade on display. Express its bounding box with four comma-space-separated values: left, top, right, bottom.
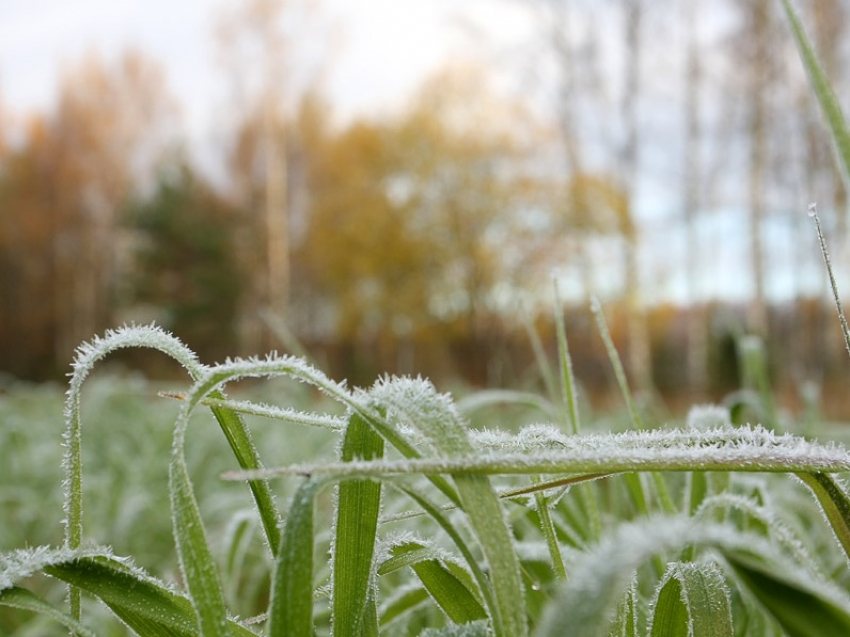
63, 325, 202, 619
796, 472, 850, 565
725, 550, 850, 637
207, 395, 281, 556
333, 412, 385, 636
649, 561, 732, 637
370, 378, 527, 637
43, 555, 258, 636
169, 455, 231, 636
530, 475, 566, 579
269, 477, 327, 636
0, 586, 97, 637
781, 0, 850, 185
379, 541, 487, 624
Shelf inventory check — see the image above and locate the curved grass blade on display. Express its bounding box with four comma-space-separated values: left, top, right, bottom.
390, 482, 496, 623
649, 561, 732, 637
379, 542, 487, 624
725, 550, 850, 637
207, 396, 281, 556
0, 586, 97, 637
796, 472, 850, 565
534, 516, 783, 637
64, 325, 202, 618
371, 378, 527, 637
269, 477, 328, 636
333, 412, 384, 636
42, 555, 258, 636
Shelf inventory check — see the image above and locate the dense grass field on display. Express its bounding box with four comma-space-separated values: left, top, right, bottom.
4, 310, 850, 637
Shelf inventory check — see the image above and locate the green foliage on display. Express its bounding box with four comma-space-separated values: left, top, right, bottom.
125, 163, 245, 362
5, 320, 850, 636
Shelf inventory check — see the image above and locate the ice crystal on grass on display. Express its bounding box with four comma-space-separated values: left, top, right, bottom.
370, 376, 472, 457
224, 425, 850, 482
0, 546, 112, 591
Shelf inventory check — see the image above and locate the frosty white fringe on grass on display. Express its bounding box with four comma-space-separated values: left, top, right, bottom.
223, 424, 850, 481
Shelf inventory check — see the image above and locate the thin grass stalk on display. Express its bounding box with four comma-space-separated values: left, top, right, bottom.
555, 281, 602, 540
531, 475, 567, 579
521, 303, 560, 403
808, 204, 850, 361
780, 0, 850, 187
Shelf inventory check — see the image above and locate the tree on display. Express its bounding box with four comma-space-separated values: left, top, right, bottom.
0, 50, 176, 377
125, 163, 245, 362
46, 49, 176, 359
299, 65, 548, 380
217, 0, 328, 351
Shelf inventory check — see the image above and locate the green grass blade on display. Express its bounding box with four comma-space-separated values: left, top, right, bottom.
269, 477, 327, 636
725, 551, 850, 637
169, 455, 232, 636
333, 412, 384, 636
554, 282, 581, 435
796, 472, 850, 565
649, 562, 732, 637
781, 0, 850, 185
370, 378, 527, 637
0, 586, 97, 637
208, 395, 281, 556
379, 586, 430, 627
42, 555, 258, 636
530, 475, 566, 579
380, 541, 487, 624
226, 425, 850, 480
63, 325, 203, 620
608, 582, 638, 637
390, 482, 496, 622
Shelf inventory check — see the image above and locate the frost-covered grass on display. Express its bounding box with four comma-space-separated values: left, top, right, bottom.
4, 314, 850, 637
5, 2, 850, 635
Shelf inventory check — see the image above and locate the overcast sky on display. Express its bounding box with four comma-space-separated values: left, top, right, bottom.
0, 0, 536, 134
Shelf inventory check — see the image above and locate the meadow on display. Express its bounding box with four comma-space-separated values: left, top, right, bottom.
5, 1, 850, 635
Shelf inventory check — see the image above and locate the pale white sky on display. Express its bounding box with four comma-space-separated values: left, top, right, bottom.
0, 0, 537, 135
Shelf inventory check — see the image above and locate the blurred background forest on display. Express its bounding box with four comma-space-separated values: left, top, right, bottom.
2, 0, 850, 415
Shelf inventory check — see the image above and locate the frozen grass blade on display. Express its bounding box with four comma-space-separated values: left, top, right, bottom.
206, 397, 281, 556
608, 583, 638, 637
370, 377, 527, 637
269, 477, 327, 636
807, 204, 850, 362
590, 298, 644, 430
796, 472, 850, 565
649, 561, 733, 637
725, 550, 850, 637
333, 412, 384, 636
781, 0, 850, 185
378, 541, 487, 623
0, 587, 97, 637
390, 482, 497, 627
521, 303, 560, 403
229, 426, 850, 480
64, 325, 201, 618
44, 555, 258, 637
530, 475, 567, 579
169, 446, 231, 636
